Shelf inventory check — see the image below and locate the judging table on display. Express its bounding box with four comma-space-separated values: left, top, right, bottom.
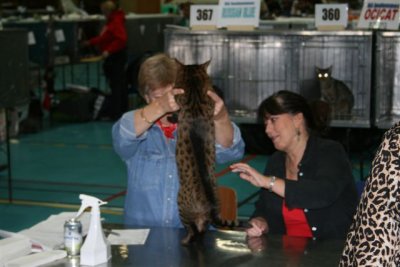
44, 227, 345, 267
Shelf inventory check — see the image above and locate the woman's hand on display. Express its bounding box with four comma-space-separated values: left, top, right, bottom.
155, 87, 184, 115
246, 217, 269, 237
207, 90, 229, 122
230, 163, 268, 188
207, 90, 234, 148
102, 50, 109, 59
135, 87, 184, 136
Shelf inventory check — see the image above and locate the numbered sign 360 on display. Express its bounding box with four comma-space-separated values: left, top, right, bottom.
190, 5, 219, 28
315, 4, 348, 28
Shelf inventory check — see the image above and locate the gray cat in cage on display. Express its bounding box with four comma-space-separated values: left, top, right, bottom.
316, 66, 354, 117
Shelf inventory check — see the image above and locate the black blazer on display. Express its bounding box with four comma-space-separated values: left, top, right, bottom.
252, 135, 358, 239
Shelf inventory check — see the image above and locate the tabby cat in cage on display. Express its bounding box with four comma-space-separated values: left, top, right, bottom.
316, 66, 354, 117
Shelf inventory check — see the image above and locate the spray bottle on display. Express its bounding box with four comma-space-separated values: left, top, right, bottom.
75, 194, 111, 266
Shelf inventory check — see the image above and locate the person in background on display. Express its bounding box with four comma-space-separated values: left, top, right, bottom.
84, 0, 127, 120
161, 0, 179, 14
264, 0, 282, 17
178, 2, 192, 26
231, 90, 357, 240
280, 0, 294, 16
112, 53, 245, 227
291, 0, 321, 16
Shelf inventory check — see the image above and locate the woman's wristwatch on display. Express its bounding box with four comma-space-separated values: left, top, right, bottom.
268, 176, 276, 192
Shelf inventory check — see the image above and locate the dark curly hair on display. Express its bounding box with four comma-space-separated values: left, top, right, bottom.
258, 90, 330, 135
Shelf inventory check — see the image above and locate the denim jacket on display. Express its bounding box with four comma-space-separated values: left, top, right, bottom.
112, 110, 245, 227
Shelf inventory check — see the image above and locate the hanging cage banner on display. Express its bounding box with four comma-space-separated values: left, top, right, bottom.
217, 0, 260, 28
357, 0, 400, 30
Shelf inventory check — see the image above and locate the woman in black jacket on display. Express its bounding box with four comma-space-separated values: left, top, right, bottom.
231, 90, 358, 239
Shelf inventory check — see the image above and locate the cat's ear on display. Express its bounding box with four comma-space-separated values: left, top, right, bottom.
201, 59, 211, 70
315, 66, 320, 73
328, 66, 333, 73
174, 58, 185, 68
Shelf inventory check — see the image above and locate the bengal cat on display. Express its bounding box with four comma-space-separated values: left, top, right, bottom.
174, 59, 220, 245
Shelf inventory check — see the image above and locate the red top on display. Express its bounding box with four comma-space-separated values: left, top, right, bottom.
89, 10, 127, 54
282, 200, 312, 237
156, 120, 177, 139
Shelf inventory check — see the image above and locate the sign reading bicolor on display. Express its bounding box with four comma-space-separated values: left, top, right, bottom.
217, 0, 260, 28
315, 4, 348, 28
358, 0, 400, 30
190, 5, 219, 28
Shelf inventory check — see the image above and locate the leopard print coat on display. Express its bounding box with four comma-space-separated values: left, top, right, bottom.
339, 122, 400, 266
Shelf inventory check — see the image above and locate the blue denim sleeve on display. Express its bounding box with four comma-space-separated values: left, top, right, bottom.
215, 122, 245, 164
112, 110, 148, 161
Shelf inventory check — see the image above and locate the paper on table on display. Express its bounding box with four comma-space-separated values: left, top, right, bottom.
5, 250, 67, 267
107, 229, 150, 245
0, 236, 31, 267
18, 212, 90, 251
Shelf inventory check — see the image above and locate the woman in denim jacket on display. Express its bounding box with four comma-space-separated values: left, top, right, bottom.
112, 54, 245, 227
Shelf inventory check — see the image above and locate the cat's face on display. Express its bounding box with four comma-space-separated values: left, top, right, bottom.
316, 66, 332, 80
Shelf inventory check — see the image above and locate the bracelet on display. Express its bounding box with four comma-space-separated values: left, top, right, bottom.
140, 108, 154, 124
268, 176, 276, 192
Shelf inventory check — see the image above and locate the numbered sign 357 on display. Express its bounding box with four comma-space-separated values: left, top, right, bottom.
315, 4, 348, 28
190, 5, 219, 28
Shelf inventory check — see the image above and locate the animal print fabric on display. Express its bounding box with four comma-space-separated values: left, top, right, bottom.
339, 122, 400, 266
174, 60, 219, 245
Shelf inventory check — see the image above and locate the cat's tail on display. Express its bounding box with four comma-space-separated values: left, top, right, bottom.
189, 122, 238, 229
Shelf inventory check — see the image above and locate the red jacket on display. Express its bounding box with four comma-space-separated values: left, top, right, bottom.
89, 9, 127, 54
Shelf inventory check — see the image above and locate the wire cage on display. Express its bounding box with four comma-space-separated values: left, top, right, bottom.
164, 29, 297, 123
295, 32, 372, 127
164, 28, 372, 127
375, 32, 400, 129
